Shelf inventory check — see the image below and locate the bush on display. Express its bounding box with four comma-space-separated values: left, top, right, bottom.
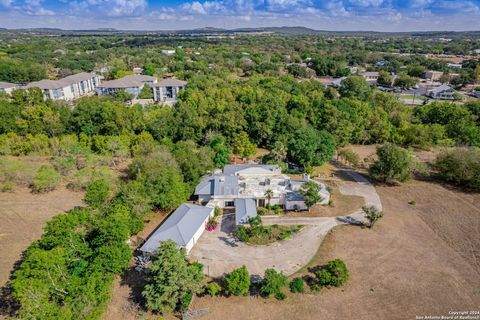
289, 277, 305, 293
434, 148, 480, 191
233, 226, 250, 242
316, 259, 349, 287
214, 207, 222, 217
84, 179, 110, 208
205, 282, 222, 296
52, 156, 77, 176
259, 268, 288, 299
362, 205, 383, 228
224, 266, 250, 296
181, 291, 193, 311
0, 181, 15, 192
31, 165, 61, 193
369, 143, 415, 183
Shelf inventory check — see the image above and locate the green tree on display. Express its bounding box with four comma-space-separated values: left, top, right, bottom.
289, 277, 305, 293
210, 135, 230, 169
84, 179, 110, 208
288, 127, 336, 168
138, 84, 154, 99
264, 189, 274, 205
339, 75, 371, 101
143, 63, 156, 76
232, 131, 256, 158
316, 259, 349, 287
299, 181, 322, 210
369, 144, 415, 183
224, 265, 250, 296
377, 70, 392, 87
259, 268, 288, 300
142, 241, 205, 314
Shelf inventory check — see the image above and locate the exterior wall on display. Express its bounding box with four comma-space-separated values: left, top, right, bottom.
185, 209, 213, 254
285, 200, 307, 211
97, 85, 141, 97
154, 85, 185, 103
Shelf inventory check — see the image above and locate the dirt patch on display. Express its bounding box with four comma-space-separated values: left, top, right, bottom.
187, 180, 480, 320
0, 186, 84, 287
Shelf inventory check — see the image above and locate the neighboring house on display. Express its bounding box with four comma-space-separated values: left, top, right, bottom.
26, 72, 101, 101
427, 84, 456, 100
425, 70, 443, 81
194, 164, 330, 225
140, 203, 214, 254
96, 75, 157, 98
153, 78, 187, 105
447, 63, 462, 69
360, 72, 380, 84
133, 67, 143, 75
0, 81, 18, 95
161, 49, 176, 55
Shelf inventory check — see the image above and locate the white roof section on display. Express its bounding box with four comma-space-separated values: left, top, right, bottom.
235, 198, 257, 225
223, 164, 281, 176
140, 203, 213, 254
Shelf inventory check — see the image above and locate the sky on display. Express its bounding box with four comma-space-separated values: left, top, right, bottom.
0, 0, 479, 31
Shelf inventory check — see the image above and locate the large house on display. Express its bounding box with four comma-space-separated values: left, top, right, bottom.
153, 78, 187, 104
26, 72, 100, 101
0, 81, 18, 95
427, 84, 457, 100
140, 203, 214, 254
96, 75, 157, 98
194, 164, 330, 224
360, 71, 380, 84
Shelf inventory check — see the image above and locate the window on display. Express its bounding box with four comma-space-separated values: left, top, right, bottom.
225, 201, 235, 207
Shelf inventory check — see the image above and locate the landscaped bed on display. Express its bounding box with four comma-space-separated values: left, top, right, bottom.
234, 216, 303, 245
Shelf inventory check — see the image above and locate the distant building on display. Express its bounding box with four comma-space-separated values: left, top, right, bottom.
96, 75, 157, 98
427, 84, 456, 100
330, 77, 346, 88
153, 78, 187, 105
133, 67, 143, 75
161, 49, 176, 55
425, 70, 443, 81
360, 71, 380, 84
348, 66, 358, 74
26, 72, 101, 101
375, 60, 387, 67
447, 63, 462, 69
0, 81, 19, 95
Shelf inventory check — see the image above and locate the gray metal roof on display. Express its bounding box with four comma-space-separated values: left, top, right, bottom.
194, 174, 239, 196
223, 164, 280, 176
429, 84, 454, 94
0, 81, 17, 89
97, 75, 156, 89
26, 72, 98, 90
286, 192, 305, 202
235, 198, 257, 225
156, 78, 187, 87
140, 203, 212, 254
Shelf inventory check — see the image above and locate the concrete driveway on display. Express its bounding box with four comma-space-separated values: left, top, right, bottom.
189, 165, 382, 278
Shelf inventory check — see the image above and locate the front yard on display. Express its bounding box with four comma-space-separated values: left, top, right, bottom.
235, 223, 303, 245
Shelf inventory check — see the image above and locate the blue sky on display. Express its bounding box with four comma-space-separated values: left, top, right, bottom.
0, 0, 479, 31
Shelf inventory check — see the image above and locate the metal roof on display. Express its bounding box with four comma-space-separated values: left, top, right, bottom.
97, 75, 156, 89
0, 81, 17, 89
429, 84, 454, 94
235, 198, 257, 225
223, 164, 280, 176
194, 174, 239, 196
26, 72, 98, 90
140, 203, 213, 254
285, 192, 305, 202
156, 78, 187, 87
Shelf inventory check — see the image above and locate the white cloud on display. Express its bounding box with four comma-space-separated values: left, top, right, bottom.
348, 0, 384, 7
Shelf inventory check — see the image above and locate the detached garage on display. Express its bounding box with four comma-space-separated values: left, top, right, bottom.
140, 203, 213, 255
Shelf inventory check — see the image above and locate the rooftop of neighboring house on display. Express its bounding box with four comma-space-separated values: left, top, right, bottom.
0, 81, 17, 89
156, 78, 187, 87
139, 203, 213, 254
97, 75, 157, 89
360, 71, 380, 77
429, 84, 455, 94
26, 72, 98, 90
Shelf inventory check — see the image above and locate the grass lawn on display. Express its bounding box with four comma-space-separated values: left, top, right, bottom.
237, 224, 304, 245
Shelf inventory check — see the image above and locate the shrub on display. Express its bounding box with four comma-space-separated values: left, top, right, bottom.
337, 148, 359, 166
408, 200, 416, 205
362, 205, 383, 228
224, 266, 250, 296
84, 179, 110, 208
0, 181, 15, 192
248, 215, 262, 227
205, 282, 222, 296
316, 259, 349, 287
52, 156, 77, 176
206, 216, 218, 231
214, 207, 222, 217
233, 226, 250, 242
289, 277, 305, 293
181, 291, 193, 311
31, 165, 61, 193
434, 148, 480, 191
259, 268, 288, 299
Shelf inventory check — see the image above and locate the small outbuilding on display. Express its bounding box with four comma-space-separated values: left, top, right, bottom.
140, 203, 213, 255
